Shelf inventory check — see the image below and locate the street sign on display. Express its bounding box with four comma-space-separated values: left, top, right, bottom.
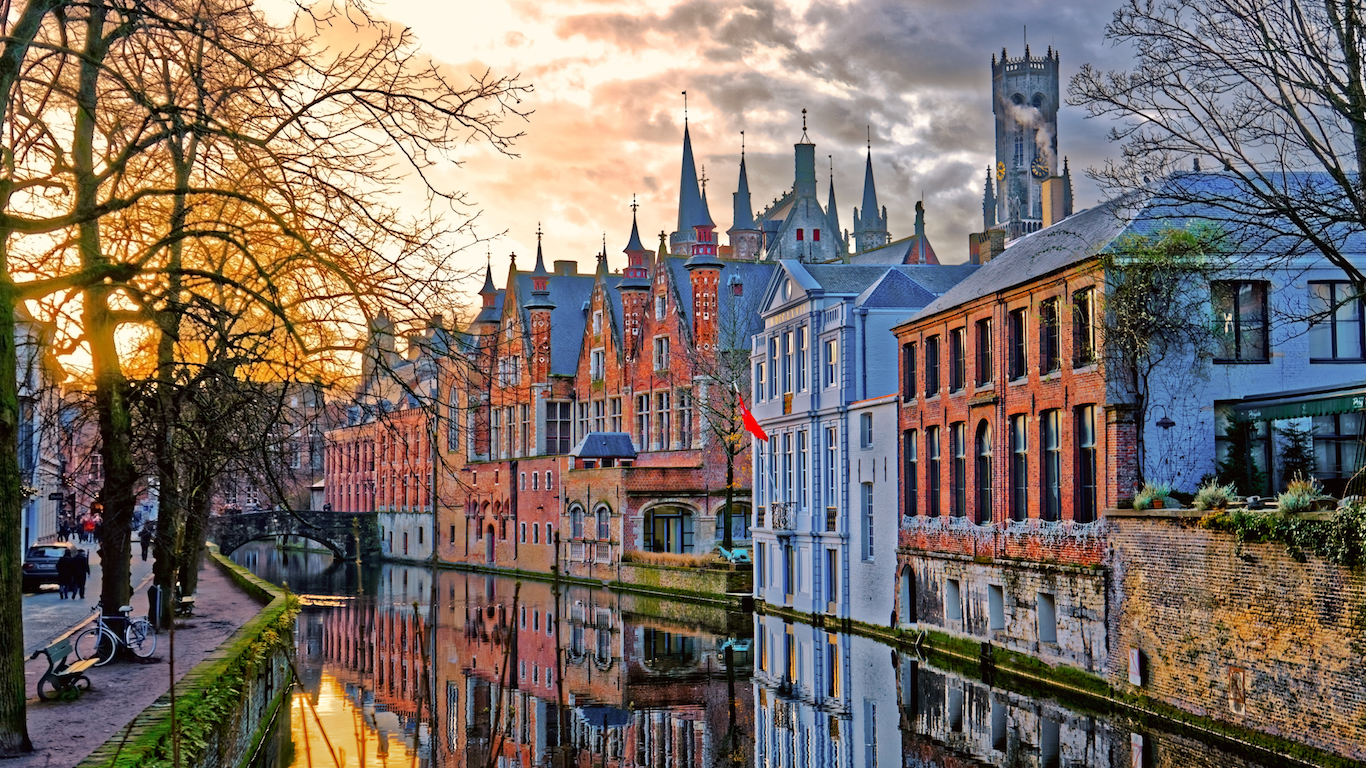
47, 493, 63, 501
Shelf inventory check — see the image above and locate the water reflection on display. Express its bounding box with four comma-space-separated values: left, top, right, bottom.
233, 541, 1284, 768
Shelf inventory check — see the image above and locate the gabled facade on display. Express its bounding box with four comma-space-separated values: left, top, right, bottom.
748, 260, 978, 624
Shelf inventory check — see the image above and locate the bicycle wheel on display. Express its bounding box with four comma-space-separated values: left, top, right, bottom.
124, 619, 156, 658
73, 627, 117, 666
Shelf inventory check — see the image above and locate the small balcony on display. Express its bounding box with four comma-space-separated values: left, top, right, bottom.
825, 506, 837, 533
769, 502, 794, 531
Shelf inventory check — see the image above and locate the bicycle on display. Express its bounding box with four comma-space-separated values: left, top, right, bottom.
73, 604, 157, 665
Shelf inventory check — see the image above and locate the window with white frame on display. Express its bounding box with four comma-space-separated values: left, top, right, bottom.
825, 426, 837, 511
861, 482, 874, 560
609, 397, 622, 432
577, 402, 589, 442
653, 336, 670, 370
592, 399, 605, 433
1309, 282, 1365, 360
768, 337, 779, 399
491, 410, 502, 458
635, 394, 651, 450
796, 326, 808, 391
590, 348, 605, 380
655, 391, 671, 450
825, 338, 838, 388
655, 294, 665, 320
860, 412, 873, 448
592, 309, 602, 335
782, 331, 793, 394
797, 429, 809, 510
519, 404, 529, 456
676, 390, 693, 449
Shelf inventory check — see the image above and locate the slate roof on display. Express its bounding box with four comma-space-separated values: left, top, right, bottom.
570, 432, 638, 459
511, 271, 597, 376
855, 269, 937, 308
848, 233, 940, 266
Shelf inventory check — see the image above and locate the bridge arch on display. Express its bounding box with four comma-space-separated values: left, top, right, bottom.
207, 510, 382, 563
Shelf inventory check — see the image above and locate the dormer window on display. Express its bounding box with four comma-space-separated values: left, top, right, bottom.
732, 281, 743, 296
655, 295, 665, 320
796, 228, 805, 241
592, 310, 602, 335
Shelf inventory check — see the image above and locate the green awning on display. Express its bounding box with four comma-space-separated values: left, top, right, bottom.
1232, 384, 1366, 422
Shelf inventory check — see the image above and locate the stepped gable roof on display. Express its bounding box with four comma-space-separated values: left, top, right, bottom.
854, 269, 937, 309
570, 432, 637, 459
847, 233, 940, 266
910, 198, 1128, 322
511, 270, 597, 376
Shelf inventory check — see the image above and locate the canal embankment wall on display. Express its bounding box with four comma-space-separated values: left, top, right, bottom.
79, 544, 297, 768
1107, 511, 1366, 764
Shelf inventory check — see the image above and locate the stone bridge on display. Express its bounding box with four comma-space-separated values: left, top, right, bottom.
207, 510, 382, 562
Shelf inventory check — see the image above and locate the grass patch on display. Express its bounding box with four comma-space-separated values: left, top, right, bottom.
621, 550, 724, 568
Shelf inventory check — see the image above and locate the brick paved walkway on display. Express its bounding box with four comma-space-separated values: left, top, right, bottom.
13, 555, 262, 767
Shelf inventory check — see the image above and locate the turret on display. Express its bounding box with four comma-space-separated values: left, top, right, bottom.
524, 232, 556, 383
770, 110, 840, 263
727, 134, 761, 261
670, 97, 710, 256
983, 166, 997, 231
619, 201, 651, 358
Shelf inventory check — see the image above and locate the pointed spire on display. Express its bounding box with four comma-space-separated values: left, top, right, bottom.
624, 195, 646, 254
731, 132, 756, 232
1062, 156, 1074, 217
697, 164, 715, 229
983, 166, 997, 231
658, 231, 669, 263
676, 116, 708, 235
479, 259, 495, 296
860, 129, 880, 220
826, 155, 842, 246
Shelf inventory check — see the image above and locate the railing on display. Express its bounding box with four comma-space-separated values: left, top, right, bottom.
825, 506, 838, 533
757, 506, 766, 528
769, 502, 794, 531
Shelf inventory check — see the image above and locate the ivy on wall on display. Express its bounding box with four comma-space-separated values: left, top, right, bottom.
1199, 501, 1366, 566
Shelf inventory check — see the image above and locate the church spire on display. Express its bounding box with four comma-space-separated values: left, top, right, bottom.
731, 133, 755, 231
983, 166, 997, 231
479, 258, 496, 305
675, 94, 708, 239
624, 195, 646, 254
826, 155, 843, 253
853, 128, 889, 253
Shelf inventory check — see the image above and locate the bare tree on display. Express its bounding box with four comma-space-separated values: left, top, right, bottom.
1070, 0, 1366, 293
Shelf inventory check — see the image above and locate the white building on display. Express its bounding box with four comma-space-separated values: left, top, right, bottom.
749, 261, 976, 624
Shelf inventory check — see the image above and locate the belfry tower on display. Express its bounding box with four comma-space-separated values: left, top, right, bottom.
990, 45, 1064, 236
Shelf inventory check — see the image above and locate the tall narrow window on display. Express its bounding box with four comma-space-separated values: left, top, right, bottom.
1041, 410, 1061, 521
825, 338, 839, 387
925, 336, 941, 396
797, 430, 809, 511
655, 391, 671, 450
782, 433, 794, 503
1309, 282, 1366, 360
447, 387, 460, 451
768, 337, 779, 399
901, 342, 917, 401
635, 394, 651, 450
782, 331, 793, 394
491, 410, 502, 459
927, 426, 941, 517
1008, 308, 1028, 380
1039, 299, 1061, 374
976, 318, 993, 386
860, 412, 873, 448
861, 483, 875, 560
796, 326, 808, 392
1010, 415, 1028, 521
825, 426, 838, 513
1076, 405, 1097, 523
949, 328, 966, 393
609, 397, 622, 432
676, 390, 693, 449
592, 399, 605, 433
1073, 288, 1095, 367
903, 430, 918, 517
1212, 281, 1269, 361
757, 439, 767, 506
950, 423, 966, 517
976, 420, 993, 524
755, 360, 766, 401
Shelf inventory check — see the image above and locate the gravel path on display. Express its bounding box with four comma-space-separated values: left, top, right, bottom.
14, 555, 263, 767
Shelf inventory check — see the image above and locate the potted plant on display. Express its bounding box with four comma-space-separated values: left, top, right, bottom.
1192, 481, 1237, 512
1133, 481, 1174, 511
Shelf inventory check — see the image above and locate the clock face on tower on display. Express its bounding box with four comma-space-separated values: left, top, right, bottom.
1031, 155, 1050, 180
996, 161, 1006, 182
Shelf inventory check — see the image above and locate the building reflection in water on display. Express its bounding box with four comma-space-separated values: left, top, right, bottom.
233, 542, 1284, 768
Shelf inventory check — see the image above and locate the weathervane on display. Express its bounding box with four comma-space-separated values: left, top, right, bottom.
630, 193, 638, 214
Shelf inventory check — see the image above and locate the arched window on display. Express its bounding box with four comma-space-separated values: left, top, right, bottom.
950, 423, 966, 517
976, 421, 993, 524
570, 505, 584, 539
596, 506, 611, 540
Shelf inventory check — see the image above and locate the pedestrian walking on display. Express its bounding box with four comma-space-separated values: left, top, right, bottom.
139, 526, 151, 561
72, 549, 90, 600
82, 517, 95, 543
55, 549, 76, 599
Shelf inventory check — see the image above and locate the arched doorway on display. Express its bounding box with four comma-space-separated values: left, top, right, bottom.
900, 567, 916, 625
645, 505, 694, 553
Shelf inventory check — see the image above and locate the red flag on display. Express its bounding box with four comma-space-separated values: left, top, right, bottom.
738, 392, 768, 442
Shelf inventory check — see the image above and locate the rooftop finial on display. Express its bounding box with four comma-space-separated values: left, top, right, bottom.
630, 193, 638, 214
829, 154, 834, 176
536, 222, 542, 243
740, 130, 745, 158
700, 164, 708, 195
867, 125, 871, 152
801, 108, 808, 140
683, 90, 688, 124
509, 250, 517, 270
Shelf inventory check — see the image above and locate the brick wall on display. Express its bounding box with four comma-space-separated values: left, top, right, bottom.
1107, 513, 1366, 762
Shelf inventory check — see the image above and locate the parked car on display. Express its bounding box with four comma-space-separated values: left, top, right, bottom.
22, 542, 78, 592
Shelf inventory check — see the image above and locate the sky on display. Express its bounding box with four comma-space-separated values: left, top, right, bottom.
301, 0, 1143, 295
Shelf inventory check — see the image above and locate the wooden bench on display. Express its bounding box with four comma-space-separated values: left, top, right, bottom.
30, 637, 95, 701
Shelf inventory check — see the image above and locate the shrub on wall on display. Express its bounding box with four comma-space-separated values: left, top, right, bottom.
1199, 499, 1366, 566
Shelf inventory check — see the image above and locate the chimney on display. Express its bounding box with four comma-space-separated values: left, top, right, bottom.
1041, 177, 1066, 228
554, 260, 576, 276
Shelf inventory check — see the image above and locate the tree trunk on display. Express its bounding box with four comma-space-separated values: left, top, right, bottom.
177, 484, 210, 597
723, 447, 734, 551
76, 0, 135, 619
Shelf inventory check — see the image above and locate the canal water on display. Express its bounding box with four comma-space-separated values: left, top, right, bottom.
232, 540, 1285, 768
